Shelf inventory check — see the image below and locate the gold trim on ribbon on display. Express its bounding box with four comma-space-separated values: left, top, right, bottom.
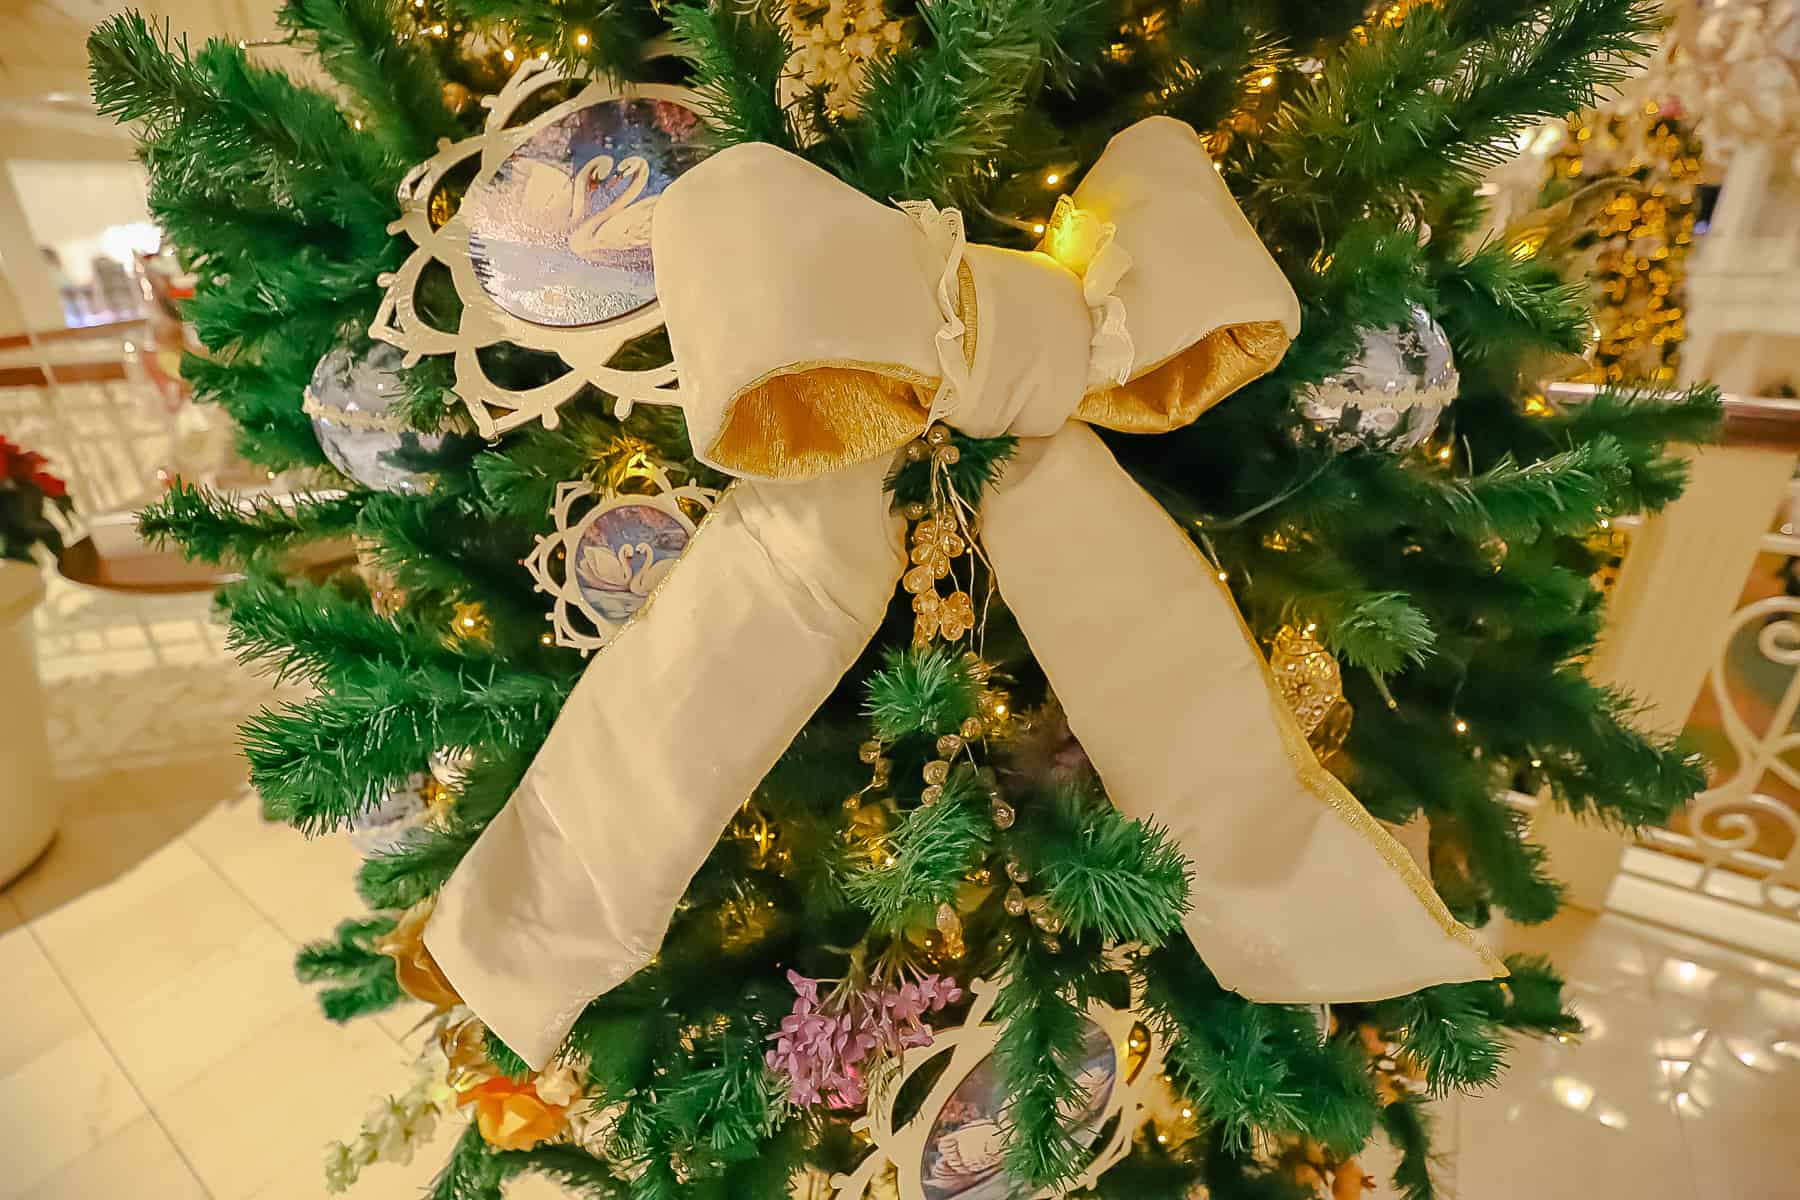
1075, 319, 1293, 434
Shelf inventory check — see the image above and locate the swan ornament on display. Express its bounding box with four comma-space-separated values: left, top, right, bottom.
518, 154, 657, 259
578, 539, 674, 598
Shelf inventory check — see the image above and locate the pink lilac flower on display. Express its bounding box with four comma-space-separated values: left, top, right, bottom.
765, 969, 963, 1109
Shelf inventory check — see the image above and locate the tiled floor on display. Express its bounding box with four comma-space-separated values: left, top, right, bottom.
0, 759, 454, 1200
1456, 910, 1800, 1200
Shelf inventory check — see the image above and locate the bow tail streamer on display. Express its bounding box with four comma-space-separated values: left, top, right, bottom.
427, 457, 904, 1069
981, 423, 1506, 998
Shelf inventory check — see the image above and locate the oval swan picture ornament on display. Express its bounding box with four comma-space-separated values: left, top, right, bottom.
571, 501, 692, 625
464, 97, 707, 328
919, 1019, 1117, 1200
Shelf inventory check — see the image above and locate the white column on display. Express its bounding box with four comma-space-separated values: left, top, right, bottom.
0, 161, 66, 337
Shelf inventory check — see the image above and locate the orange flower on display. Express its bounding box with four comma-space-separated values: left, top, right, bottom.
375, 898, 463, 1010
457, 1076, 569, 1151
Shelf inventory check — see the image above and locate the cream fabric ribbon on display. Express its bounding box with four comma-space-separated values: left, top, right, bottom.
428, 117, 1506, 1069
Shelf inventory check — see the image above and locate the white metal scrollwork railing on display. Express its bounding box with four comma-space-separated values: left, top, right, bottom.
1533, 383, 1800, 961
1625, 594, 1800, 924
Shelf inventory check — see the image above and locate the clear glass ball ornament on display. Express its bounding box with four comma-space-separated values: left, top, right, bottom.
1295, 304, 1458, 451
307, 340, 463, 494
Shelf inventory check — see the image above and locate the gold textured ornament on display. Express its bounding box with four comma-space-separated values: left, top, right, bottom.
778, 0, 908, 117
354, 537, 407, 617
376, 898, 464, 1011
934, 902, 966, 960
1268, 625, 1351, 749
901, 423, 985, 647
728, 801, 779, 870
1586, 522, 1633, 601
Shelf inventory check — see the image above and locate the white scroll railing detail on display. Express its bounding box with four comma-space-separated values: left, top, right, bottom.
1624, 594, 1800, 922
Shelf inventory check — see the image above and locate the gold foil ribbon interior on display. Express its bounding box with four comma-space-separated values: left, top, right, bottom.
1075, 319, 1293, 433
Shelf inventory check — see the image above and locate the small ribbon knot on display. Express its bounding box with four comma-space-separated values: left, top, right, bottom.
895, 199, 975, 428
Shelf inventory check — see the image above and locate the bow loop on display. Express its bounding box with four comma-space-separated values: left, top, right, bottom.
650, 117, 1302, 482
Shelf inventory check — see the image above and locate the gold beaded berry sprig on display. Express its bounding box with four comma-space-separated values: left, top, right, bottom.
898, 423, 983, 647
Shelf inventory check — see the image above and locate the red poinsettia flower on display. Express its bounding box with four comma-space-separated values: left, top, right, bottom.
29, 469, 67, 499
0, 436, 72, 563
0, 438, 66, 497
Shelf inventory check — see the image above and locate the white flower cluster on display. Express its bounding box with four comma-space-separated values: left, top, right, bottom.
323, 1061, 456, 1194
781, 0, 906, 114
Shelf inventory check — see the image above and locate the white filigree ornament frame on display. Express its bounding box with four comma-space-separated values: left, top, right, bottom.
373, 57, 707, 438
832, 975, 1166, 1200
524, 456, 718, 653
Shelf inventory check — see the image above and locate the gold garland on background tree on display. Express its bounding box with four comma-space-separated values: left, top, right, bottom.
1527, 101, 1704, 386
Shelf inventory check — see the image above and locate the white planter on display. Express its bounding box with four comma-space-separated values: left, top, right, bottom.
0, 560, 56, 886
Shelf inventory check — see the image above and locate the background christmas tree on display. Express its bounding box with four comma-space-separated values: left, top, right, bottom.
90, 1, 1720, 1198
1518, 99, 1703, 387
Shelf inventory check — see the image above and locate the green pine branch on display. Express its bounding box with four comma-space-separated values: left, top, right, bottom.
1380, 1095, 1437, 1200
295, 916, 403, 1021
993, 940, 1091, 1190
823, 0, 1101, 210
845, 770, 993, 934
140, 481, 364, 564
667, 3, 799, 151
1141, 944, 1378, 1157
278, 0, 464, 160
863, 646, 986, 741
437, 0, 663, 79
243, 664, 563, 833
1008, 784, 1191, 945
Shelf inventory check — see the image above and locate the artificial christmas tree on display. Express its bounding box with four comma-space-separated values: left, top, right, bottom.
93, 2, 1719, 1197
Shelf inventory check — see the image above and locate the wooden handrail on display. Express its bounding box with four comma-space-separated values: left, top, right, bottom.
1545, 381, 1800, 451
0, 318, 150, 351
0, 361, 131, 388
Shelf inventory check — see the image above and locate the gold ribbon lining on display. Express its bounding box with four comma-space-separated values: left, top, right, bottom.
1075, 319, 1295, 434
708, 262, 980, 479
705, 253, 1290, 479
709, 361, 934, 480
